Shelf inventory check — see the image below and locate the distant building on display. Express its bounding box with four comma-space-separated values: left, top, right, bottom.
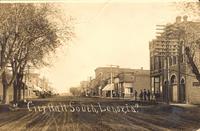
0, 71, 53, 103
149, 16, 200, 104
23, 73, 54, 99
93, 67, 150, 98
0, 83, 13, 103
0, 72, 15, 102
80, 81, 90, 96
24, 73, 42, 99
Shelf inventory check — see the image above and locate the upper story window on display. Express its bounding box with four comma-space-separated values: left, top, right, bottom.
173, 56, 177, 65
158, 56, 162, 69
169, 56, 172, 66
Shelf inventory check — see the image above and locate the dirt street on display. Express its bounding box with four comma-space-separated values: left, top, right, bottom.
0, 96, 200, 131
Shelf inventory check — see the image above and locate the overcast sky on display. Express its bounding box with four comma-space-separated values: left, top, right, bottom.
38, 1, 188, 93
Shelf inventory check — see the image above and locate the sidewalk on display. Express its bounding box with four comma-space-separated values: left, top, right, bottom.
170, 103, 199, 108
0, 104, 17, 112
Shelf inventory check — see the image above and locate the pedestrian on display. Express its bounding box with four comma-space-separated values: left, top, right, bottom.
155, 91, 158, 101
134, 90, 138, 101
143, 89, 147, 101
156, 90, 160, 101
147, 90, 151, 101
152, 91, 154, 100
113, 91, 116, 97
116, 92, 119, 98
139, 90, 143, 101
122, 92, 125, 98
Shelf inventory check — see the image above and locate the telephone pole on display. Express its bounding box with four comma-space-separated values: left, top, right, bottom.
155, 23, 185, 104
107, 64, 119, 98
155, 24, 181, 104
156, 24, 170, 104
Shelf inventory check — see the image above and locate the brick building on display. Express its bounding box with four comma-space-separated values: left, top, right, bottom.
94, 67, 150, 98
150, 16, 200, 104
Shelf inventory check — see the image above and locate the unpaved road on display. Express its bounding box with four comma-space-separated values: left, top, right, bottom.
0, 96, 200, 131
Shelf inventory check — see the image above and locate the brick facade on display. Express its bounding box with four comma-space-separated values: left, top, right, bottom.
150, 16, 200, 104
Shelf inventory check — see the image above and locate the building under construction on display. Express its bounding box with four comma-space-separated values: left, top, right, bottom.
149, 16, 200, 104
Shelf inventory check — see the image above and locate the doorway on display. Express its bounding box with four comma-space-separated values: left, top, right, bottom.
170, 75, 178, 102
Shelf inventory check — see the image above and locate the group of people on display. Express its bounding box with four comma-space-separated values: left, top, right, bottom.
134, 89, 160, 101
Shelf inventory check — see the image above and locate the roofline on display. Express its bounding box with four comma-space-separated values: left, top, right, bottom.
95, 67, 149, 71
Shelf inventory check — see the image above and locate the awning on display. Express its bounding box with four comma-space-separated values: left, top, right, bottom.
102, 83, 114, 91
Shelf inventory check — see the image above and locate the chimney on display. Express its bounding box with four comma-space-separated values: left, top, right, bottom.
176, 16, 182, 23
183, 15, 188, 22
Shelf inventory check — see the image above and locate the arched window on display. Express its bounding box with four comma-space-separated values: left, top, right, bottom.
170, 75, 176, 84
180, 78, 185, 84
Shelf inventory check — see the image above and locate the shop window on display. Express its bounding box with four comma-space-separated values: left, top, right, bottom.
130, 88, 133, 93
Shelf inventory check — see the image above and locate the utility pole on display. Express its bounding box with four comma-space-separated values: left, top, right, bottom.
177, 39, 182, 102
107, 64, 119, 98
156, 24, 170, 104
157, 24, 184, 104
155, 24, 179, 104
165, 41, 170, 104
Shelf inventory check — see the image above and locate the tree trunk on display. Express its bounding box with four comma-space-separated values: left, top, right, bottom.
13, 80, 18, 103
20, 73, 25, 100
18, 73, 24, 101
2, 85, 9, 104
2, 71, 9, 104
22, 84, 25, 100
18, 84, 21, 101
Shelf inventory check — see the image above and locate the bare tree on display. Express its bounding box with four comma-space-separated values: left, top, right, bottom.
0, 4, 74, 104
176, 2, 200, 20
175, 2, 200, 82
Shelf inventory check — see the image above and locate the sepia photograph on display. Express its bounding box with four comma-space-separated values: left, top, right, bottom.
0, 0, 200, 130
